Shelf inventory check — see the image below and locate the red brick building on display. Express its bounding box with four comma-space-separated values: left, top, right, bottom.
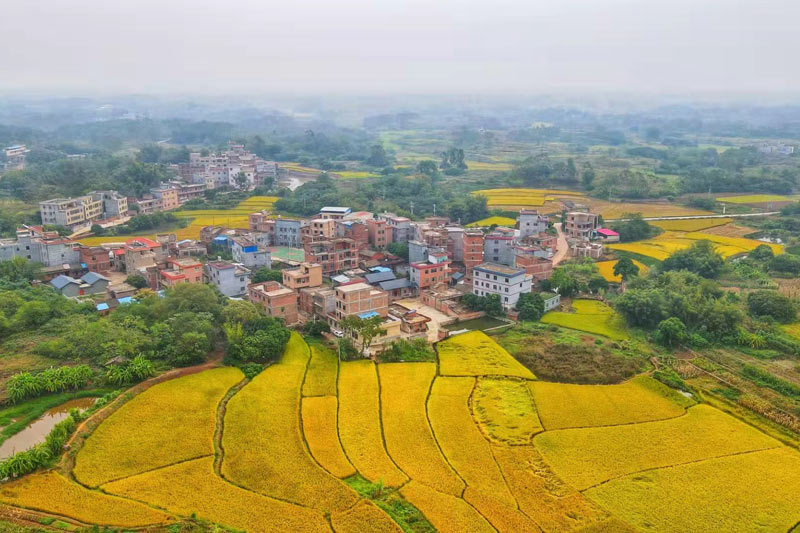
248, 281, 299, 325
304, 238, 358, 276
461, 230, 484, 285
367, 219, 392, 249
79, 245, 112, 274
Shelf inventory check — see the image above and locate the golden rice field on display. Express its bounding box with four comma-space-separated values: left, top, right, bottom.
595, 259, 649, 283
581, 199, 711, 219
649, 217, 733, 232
541, 299, 629, 340
472, 188, 585, 210
77, 195, 278, 245
3, 327, 800, 531
281, 163, 322, 175
333, 170, 381, 179
437, 330, 535, 378
465, 160, 514, 172
465, 215, 517, 228
608, 230, 783, 261
716, 194, 797, 204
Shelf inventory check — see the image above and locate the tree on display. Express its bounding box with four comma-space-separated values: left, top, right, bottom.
0, 257, 41, 284
416, 160, 439, 187
303, 320, 330, 337
749, 244, 775, 262
252, 268, 283, 283
588, 275, 610, 293
366, 144, 390, 167
613, 257, 640, 281
581, 163, 596, 189
747, 290, 797, 323
484, 294, 505, 317
340, 315, 385, 355
661, 240, 724, 278
654, 317, 688, 347
386, 242, 409, 261
234, 171, 249, 190
439, 148, 467, 175
516, 292, 545, 321
222, 300, 259, 325
125, 274, 148, 289
769, 254, 800, 275
611, 214, 654, 242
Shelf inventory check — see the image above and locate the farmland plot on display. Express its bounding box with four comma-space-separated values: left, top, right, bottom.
540, 299, 628, 340
437, 330, 535, 379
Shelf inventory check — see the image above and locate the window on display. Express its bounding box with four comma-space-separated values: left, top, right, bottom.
504, 297, 508, 302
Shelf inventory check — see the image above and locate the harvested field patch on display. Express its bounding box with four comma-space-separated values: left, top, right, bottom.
0, 471, 171, 528
541, 299, 628, 341
529, 376, 692, 430
472, 377, 542, 444
400, 481, 494, 533
650, 217, 733, 232
74, 367, 243, 487
585, 447, 800, 533
222, 332, 358, 511
338, 360, 407, 487
303, 343, 338, 397
437, 331, 535, 379
330, 500, 402, 533
465, 216, 517, 228
465, 161, 514, 172
103, 457, 330, 533
301, 396, 355, 478
493, 445, 610, 531
595, 260, 649, 283
428, 377, 515, 506
533, 404, 781, 490
380, 363, 464, 496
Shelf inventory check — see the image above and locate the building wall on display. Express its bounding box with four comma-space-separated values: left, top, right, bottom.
483, 236, 515, 267
367, 219, 392, 249
472, 266, 532, 309
283, 263, 323, 290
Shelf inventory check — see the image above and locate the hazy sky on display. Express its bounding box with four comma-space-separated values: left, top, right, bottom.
1, 0, 798, 96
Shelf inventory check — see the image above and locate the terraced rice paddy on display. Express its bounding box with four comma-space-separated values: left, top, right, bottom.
649, 217, 733, 231
77, 196, 278, 245
608, 230, 783, 261
472, 188, 585, 210
595, 259, 649, 283
541, 299, 629, 340
3, 328, 799, 531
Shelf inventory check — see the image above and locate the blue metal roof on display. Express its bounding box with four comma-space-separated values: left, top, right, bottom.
81, 271, 109, 285
117, 296, 135, 305
213, 236, 229, 243
96, 303, 109, 311
369, 266, 391, 273
358, 311, 379, 319
50, 275, 80, 289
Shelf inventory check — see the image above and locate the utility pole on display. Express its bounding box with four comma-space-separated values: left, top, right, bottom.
410, 201, 414, 217
433, 203, 436, 217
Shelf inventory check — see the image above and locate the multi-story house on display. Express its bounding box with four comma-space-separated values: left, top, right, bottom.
446, 227, 464, 262
4, 145, 29, 171
0, 226, 80, 267
283, 262, 323, 290
302, 219, 336, 240
566, 211, 600, 239
231, 237, 270, 268
319, 207, 351, 220
484, 231, 516, 266
472, 262, 533, 309
333, 282, 389, 322
335, 220, 369, 250
149, 186, 180, 211
514, 249, 553, 282
39, 196, 103, 228
275, 218, 302, 247
379, 213, 412, 243
517, 209, 548, 238
367, 218, 392, 249
462, 230, 484, 285
159, 257, 203, 289
205, 261, 251, 297
410, 251, 450, 290
79, 245, 112, 274
91, 191, 129, 218
123, 237, 165, 273
304, 238, 358, 276
248, 281, 299, 324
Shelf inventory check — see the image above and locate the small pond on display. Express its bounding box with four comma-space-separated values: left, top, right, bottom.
0, 397, 96, 459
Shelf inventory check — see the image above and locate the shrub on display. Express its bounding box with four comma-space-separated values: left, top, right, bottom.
6, 365, 94, 403
746, 290, 797, 323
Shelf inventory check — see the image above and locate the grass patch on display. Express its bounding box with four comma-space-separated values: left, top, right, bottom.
541, 299, 629, 341
344, 474, 435, 533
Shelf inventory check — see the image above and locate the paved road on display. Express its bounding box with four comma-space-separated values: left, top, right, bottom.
552, 222, 569, 266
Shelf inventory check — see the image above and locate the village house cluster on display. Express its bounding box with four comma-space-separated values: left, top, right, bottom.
1, 190, 621, 353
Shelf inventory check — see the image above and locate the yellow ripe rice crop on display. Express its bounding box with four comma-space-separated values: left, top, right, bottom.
540, 299, 628, 340
282, 163, 321, 174
302, 344, 339, 397
380, 363, 464, 496
533, 404, 781, 490
437, 331, 535, 379
650, 217, 733, 232
0, 471, 171, 528
781, 321, 800, 339
301, 396, 355, 478
464, 161, 514, 172
103, 457, 330, 533
472, 188, 585, 210
463, 487, 542, 533
595, 260, 649, 283
492, 445, 610, 531
74, 367, 243, 487
334, 170, 381, 179
584, 447, 800, 533
428, 377, 515, 506
582, 199, 711, 219
337, 360, 407, 487
465, 216, 517, 228
400, 481, 494, 533
472, 377, 542, 444
716, 194, 796, 204
222, 332, 358, 511
529, 376, 692, 431
330, 501, 403, 533
608, 231, 783, 261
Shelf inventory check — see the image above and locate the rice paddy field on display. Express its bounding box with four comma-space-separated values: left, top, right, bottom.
472, 188, 585, 211
2, 330, 799, 531
465, 215, 517, 228
541, 299, 629, 340
595, 259, 649, 282
77, 195, 278, 245
649, 217, 733, 232
608, 230, 784, 261
716, 194, 799, 204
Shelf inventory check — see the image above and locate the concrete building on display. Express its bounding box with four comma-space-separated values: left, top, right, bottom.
160, 258, 203, 289
566, 212, 600, 239
304, 238, 358, 276
596, 228, 620, 243
484, 231, 516, 267
319, 207, 351, 220
39, 196, 103, 228
336, 220, 369, 251
122, 237, 165, 273
303, 219, 337, 240
91, 191, 128, 218
517, 209, 549, 238
367, 218, 392, 249
231, 237, 270, 269
408, 240, 430, 264
50, 275, 83, 297
472, 262, 533, 309
410, 251, 450, 290
571, 240, 604, 259
80, 272, 110, 294
248, 281, 299, 325
275, 218, 302, 247
4, 145, 29, 171
333, 282, 390, 327
542, 292, 561, 312
283, 262, 323, 290
205, 261, 251, 297
300, 286, 337, 319
380, 213, 412, 243
149, 186, 180, 211
0, 226, 81, 267
514, 251, 553, 282
446, 227, 464, 262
